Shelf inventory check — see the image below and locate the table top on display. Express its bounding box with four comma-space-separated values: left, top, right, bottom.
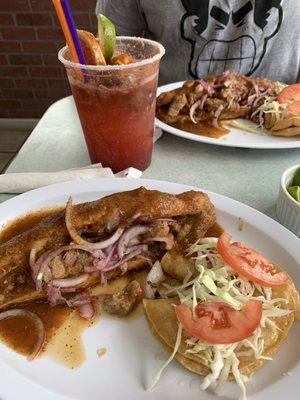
2, 96, 299, 221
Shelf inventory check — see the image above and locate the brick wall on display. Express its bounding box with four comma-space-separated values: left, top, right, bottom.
0, 0, 97, 118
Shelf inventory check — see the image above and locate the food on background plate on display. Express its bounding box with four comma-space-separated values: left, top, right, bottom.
287, 167, 300, 202
144, 232, 300, 400
156, 72, 300, 138
252, 83, 300, 137
0, 187, 215, 360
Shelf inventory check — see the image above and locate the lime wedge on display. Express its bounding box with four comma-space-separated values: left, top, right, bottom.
287, 186, 300, 202
291, 167, 300, 186
97, 14, 116, 61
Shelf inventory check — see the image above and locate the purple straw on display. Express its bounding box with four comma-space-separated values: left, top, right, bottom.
61, 0, 87, 65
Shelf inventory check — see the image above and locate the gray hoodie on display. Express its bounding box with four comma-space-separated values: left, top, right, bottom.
96, 0, 300, 84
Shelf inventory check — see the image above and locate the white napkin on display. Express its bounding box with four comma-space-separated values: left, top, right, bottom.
0, 164, 142, 194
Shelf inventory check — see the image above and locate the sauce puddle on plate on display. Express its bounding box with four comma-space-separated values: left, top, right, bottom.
172, 121, 229, 138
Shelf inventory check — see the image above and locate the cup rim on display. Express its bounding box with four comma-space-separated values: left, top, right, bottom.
58, 36, 165, 71
280, 163, 300, 208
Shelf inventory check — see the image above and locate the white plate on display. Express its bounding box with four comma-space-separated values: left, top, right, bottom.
0, 178, 299, 400
155, 82, 300, 149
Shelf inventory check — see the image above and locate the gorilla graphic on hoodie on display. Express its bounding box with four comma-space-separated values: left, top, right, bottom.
181, 0, 283, 78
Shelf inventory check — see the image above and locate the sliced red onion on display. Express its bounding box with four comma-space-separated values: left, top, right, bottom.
76, 302, 95, 320
104, 245, 148, 272
251, 80, 259, 95
144, 261, 165, 299
65, 197, 86, 245
212, 104, 224, 127
65, 196, 124, 249
117, 225, 150, 259
155, 218, 175, 223
189, 100, 201, 123
46, 284, 62, 304
91, 249, 105, 259
199, 79, 214, 95
52, 274, 89, 288
0, 309, 45, 361
199, 93, 208, 110
63, 250, 78, 268
33, 243, 108, 290
216, 70, 235, 86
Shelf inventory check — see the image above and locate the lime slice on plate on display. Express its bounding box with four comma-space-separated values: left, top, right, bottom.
97, 14, 116, 61
287, 186, 300, 202
291, 167, 300, 186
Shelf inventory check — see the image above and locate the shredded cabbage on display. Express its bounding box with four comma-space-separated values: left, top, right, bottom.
151, 237, 293, 400
251, 96, 288, 129
148, 323, 183, 390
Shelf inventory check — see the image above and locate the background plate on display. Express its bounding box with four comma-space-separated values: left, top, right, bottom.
156, 82, 300, 149
0, 178, 299, 400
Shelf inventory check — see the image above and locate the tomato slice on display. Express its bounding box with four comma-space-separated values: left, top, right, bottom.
217, 232, 288, 287
277, 83, 300, 104
287, 100, 300, 115
175, 300, 262, 344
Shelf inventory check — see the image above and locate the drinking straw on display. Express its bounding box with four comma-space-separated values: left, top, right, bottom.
60, 0, 87, 65
51, 0, 79, 64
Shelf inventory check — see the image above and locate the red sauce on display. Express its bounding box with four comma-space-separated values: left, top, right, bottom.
70, 71, 158, 173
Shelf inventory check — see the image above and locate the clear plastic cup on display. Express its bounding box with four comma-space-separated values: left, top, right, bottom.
59, 37, 165, 173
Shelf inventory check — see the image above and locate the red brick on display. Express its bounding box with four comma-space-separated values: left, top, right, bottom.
0, 77, 15, 87
73, 13, 93, 27
55, 41, 66, 53
0, 0, 30, 12
22, 41, 57, 53
37, 27, 63, 40
2, 27, 36, 40
30, 0, 54, 12
21, 99, 51, 109
9, 54, 42, 65
16, 13, 52, 26
0, 14, 14, 25
0, 109, 10, 117
0, 99, 21, 108
29, 66, 62, 78
2, 88, 34, 99
52, 13, 91, 28
15, 78, 45, 88
0, 55, 7, 64
0, 66, 28, 77
9, 109, 42, 118
42, 54, 60, 66
34, 89, 69, 99
48, 78, 69, 89
69, 0, 95, 12
0, 42, 21, 53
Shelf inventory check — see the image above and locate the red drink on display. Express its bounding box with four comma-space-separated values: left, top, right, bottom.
59, 37, 164, 172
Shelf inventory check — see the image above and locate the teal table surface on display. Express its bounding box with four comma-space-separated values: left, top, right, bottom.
2, 96, 299, 221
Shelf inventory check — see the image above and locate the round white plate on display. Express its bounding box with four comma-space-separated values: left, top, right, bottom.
155, 82, 300, 149
0, 178, 299, 400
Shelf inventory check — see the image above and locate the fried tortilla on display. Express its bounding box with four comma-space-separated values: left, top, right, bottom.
144, 289, 296, 380
0, 187, 216, 310
144, 246, 299, 381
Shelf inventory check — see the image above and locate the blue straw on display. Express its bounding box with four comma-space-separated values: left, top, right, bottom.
60, 0, 87, 65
